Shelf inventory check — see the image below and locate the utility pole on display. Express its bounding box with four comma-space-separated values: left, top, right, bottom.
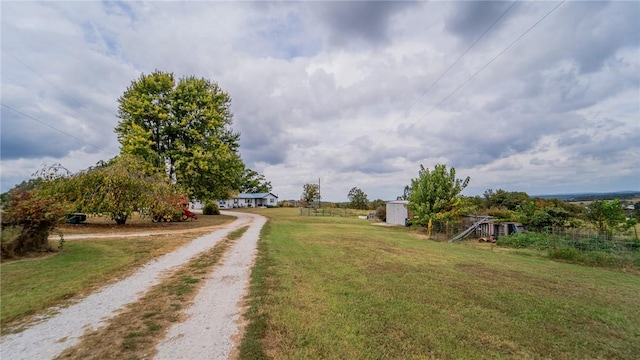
318, 177, 321, 209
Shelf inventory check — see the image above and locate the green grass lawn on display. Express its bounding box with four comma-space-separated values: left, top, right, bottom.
240, 208, 640, 359
0, 214, 234, 332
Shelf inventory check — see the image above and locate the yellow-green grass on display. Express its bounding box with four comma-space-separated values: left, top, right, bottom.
0, 215, 234, 332
240, 208, 640, 359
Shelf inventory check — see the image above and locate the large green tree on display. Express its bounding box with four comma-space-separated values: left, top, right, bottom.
115, 70, 244, 202
348, 187, 369, 210
239, 168, 272, 193
407, 164, 470, 237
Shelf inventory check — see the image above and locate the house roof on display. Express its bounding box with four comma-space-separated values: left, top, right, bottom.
237, 192, 277, 199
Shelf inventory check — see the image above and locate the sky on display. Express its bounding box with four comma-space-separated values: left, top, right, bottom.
1, 0, 639, 202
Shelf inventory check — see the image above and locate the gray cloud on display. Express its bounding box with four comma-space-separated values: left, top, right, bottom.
561, 1, 640, 74
446, 1, 514, 43
310, 1, 415, 48
1, 1, 638, 201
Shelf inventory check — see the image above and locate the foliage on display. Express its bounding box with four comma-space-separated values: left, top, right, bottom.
347, 187, 369, 210
483, 189, 531, 210
370, 199, 386, 211
586, 199, 630, 237
397, 185, 411, 201
516, 201, 572, 231
239, 168, 272, 194
483, 206, 518, 221
278, 200, 296, 208
407, 164, 470, 234
497, 229, 639, 268
115, 70, 244, 202
0, 178, 44, 206
203, 202, 220, 215
513, 198, 583, 232
301, 183, 320, 206
375, 205, 386, 222
72, 155, 183, 225
496, 232, 550, 250
1, 164, 73, 258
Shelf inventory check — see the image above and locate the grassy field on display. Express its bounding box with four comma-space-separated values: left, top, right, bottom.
0, 214, 234, 332
240, 208, 640, 359
2, 208, 639, 358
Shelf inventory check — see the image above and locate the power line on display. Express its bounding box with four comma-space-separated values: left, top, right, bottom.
1, 47, 85, 109
402, 0, 566, 134
402, 1, 519, 118
1, 103, 107, 153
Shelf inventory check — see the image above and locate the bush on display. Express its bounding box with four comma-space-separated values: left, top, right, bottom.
497, 232, 549, 250
375, 206, 386, 222
1, 187, 70, 258
203, 202, 220, 215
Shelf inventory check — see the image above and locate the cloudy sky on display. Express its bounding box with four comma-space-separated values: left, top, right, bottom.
1, 1, 639, 202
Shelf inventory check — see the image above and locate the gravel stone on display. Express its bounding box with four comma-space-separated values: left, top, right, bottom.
0, 211, 265, 360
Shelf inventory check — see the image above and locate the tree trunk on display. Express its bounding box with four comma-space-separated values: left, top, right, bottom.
114, 212, 129, 225
12, 222, 54, 256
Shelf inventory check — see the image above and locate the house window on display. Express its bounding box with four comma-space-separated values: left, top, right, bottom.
270, 198, 274, 203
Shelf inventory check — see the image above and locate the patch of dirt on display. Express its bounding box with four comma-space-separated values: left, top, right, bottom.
51, 224, 227, 240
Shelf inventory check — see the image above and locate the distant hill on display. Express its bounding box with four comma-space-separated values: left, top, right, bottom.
534, 191, 640, 202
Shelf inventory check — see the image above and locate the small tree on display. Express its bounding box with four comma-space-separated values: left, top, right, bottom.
348, 187, 369, 210
301, 183, 320, 207
586, 199, 628, 238
407, 164, 470, 238
74, 155, 183, 224
1, 165, 72, 258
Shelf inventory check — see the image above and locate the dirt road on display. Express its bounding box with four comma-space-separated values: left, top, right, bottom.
0, 211, 266, 360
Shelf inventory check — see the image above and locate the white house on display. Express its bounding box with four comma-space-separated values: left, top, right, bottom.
219, 192, 278, 209
386, 200, 409, 226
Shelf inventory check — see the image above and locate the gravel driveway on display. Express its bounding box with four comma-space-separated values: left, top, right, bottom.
1, 211, 266, 360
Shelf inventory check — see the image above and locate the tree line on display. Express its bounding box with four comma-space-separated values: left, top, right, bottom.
300, 164, 638, 240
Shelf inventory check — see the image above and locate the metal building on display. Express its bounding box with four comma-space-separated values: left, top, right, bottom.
386, 200, 410, 226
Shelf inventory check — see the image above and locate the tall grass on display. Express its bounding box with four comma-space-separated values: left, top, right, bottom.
497, 231, 640, 268
240, 208, 640, 359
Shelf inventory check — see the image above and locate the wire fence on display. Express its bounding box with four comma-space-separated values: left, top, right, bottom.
488, 226, 640, 268
298, 207, 373, 218
545, 227, 639, 253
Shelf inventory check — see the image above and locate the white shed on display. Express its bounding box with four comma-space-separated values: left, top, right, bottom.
386, 200, 409, 226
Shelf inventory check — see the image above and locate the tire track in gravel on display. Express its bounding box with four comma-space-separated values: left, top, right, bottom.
154, 212, 266, 359
0, 211, 264, 360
